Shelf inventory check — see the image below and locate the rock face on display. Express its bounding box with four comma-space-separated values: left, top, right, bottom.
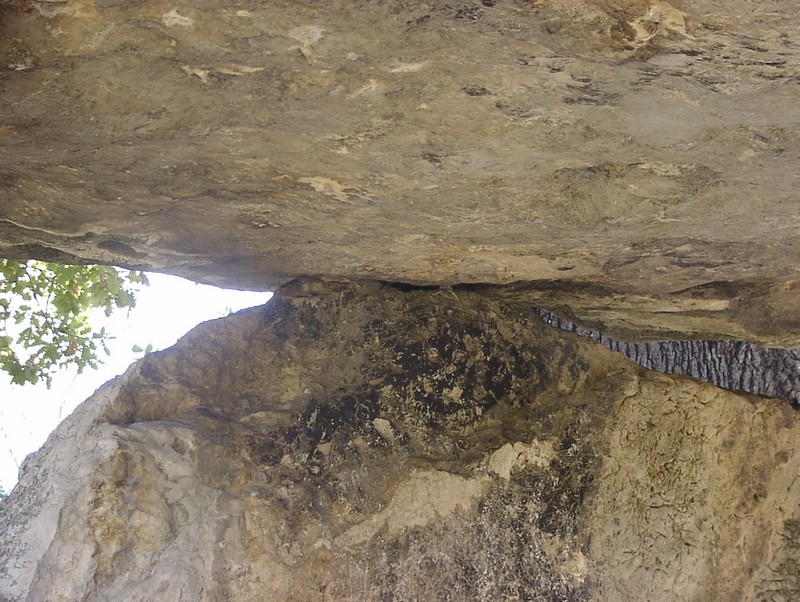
1, 0, 799, 343
3, 0, 800, 599
2, 280, 800, 601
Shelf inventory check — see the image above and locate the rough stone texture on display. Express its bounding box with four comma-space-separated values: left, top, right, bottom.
536, 307, 800, 405
2, 280, 800, 601
3, 1, 800, 599
1, 0, 800, 344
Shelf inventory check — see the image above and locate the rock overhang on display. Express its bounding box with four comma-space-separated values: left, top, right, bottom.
0, 0, 799, 344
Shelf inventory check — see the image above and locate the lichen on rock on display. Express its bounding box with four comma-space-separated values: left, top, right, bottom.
2, 280, 800, 600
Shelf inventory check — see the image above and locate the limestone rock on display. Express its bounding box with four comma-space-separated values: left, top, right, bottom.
1, 0, 799, 342
2, 280, 799, 600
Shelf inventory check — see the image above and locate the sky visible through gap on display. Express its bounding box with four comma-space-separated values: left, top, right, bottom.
0, 273, 272, 493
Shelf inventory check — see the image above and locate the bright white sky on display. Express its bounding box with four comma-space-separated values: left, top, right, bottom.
0, 273, 272, 493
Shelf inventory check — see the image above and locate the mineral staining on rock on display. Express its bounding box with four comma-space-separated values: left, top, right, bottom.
2, 280, 800, 601
2, 0, 800, 599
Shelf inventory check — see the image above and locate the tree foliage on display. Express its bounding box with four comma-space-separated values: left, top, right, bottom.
0, 260, 148, 387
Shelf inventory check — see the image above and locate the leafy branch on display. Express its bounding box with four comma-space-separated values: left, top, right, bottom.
0, 260, 148, 387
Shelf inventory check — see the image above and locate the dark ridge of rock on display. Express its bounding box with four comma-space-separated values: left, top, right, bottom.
535, 308, 800, 406
2, 279, 800, 601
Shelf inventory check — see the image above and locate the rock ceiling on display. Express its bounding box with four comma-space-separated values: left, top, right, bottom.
1, 0, 799, 343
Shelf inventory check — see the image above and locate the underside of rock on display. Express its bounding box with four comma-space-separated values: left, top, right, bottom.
1, 0, 799, 344
2, 280, 800, 601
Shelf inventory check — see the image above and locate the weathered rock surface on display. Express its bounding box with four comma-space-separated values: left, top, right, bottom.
3, 1, 800, 599
536, 307, 800, 405
2, 280, 800, 601
1, 0, 799, 343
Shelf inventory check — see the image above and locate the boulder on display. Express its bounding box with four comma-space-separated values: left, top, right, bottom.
2, 280, 799, 601
2, 0, 800, 598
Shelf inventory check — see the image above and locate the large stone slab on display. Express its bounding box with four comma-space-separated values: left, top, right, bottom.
1, 1, 799, 342
2, 280, 798, 600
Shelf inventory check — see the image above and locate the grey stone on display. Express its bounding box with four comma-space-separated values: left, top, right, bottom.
3, 0, 800, 599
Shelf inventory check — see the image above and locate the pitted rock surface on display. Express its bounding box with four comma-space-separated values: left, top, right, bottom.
1, 0, 799, 342
2, 280, 800, 601
3, 1, 800, 599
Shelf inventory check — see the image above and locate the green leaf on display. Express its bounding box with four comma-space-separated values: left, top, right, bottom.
132, 343, 154, 355
0, 260, 149, 388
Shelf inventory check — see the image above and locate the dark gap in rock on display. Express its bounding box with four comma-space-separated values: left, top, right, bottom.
534, 308, 800, 407
383, 281, 442, 292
